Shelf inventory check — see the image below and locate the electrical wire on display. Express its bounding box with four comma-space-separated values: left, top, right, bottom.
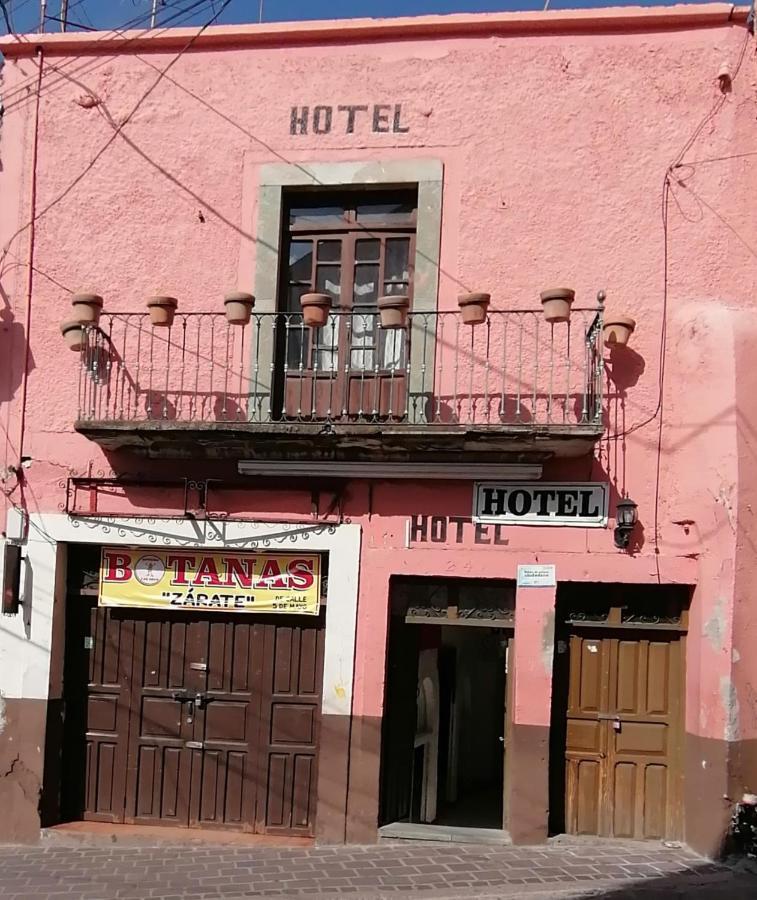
1, 0, 226, 271
651, 172, 670, 579
683, 150, 757, 166
4, 0, 232, 528
43, 0, 95, 30
3, 4, 751, 485
0, 0, 12, 33
1, 0, 217, 112
14, 44, 43, 507
46, 0, 202, 33
607, 27, 752, 444
44, 14, 97, 31
644, 29, 751, 577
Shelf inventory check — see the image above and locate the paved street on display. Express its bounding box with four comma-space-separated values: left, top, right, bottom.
0, 832, 755, 899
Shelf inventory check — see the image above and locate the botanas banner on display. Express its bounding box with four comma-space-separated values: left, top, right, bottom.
98, 548, 321, 615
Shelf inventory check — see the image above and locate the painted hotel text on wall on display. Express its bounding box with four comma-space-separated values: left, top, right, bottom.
406, 515, 508, 547
290, 104, 410, 135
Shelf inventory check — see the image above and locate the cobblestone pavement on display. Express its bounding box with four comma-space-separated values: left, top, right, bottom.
0, 834, 755, 899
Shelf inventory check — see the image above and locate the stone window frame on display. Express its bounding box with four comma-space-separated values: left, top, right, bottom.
252, 159, 443, 422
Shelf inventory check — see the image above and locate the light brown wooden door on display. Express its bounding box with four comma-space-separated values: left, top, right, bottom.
565, 632, 683, 840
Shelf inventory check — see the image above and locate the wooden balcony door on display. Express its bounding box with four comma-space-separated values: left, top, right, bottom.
280, 192, 416, 421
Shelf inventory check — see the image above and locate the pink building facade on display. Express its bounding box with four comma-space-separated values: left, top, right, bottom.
0, 5, 755, 857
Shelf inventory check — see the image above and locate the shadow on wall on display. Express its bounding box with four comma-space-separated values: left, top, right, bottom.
599, 343, 647, 515
606, 344, 647, 395
0, 291, 36, 403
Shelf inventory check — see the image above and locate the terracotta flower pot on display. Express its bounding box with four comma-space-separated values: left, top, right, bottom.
378, 294, 410, 329
71, 292, 103, 325
457, 292, 491, 325
300, 292, 332, 328
603, 316, 636, 348
224, 291, 255, 325
61, 319, 85, 352
540, 288, 575, 323
146, 295, 178, 327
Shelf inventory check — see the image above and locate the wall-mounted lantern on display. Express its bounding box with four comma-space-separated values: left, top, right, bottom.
614, 497, 638, 549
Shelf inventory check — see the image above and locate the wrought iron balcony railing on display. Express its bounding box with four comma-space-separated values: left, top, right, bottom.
76, 307, 604, 432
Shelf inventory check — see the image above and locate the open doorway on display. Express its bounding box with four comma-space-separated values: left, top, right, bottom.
436, 627, 505, 827
379, 578, 514, 838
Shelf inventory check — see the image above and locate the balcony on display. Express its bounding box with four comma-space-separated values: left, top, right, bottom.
74, 306, 604, 461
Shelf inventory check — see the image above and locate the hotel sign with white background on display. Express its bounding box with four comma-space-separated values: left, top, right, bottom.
473, 483, 609, 527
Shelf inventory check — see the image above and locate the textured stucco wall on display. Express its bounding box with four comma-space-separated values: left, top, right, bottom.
0, 16, 754, 522
0, 8, 755, 849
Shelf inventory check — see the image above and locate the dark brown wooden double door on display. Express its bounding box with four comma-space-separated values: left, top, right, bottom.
563, 631, 683, 840
66, 602, 324, 835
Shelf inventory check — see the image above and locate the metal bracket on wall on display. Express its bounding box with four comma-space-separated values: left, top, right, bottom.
65, 475, 193, 517
64, 475, 346, 524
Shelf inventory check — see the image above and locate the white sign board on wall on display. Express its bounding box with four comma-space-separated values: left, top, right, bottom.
473, 482, 609, 527
516, 564, 557, 588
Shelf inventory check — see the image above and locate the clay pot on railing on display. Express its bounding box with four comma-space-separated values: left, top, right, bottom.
146, 295, 178, 327
300, 292, 332, 328
457, 292, 491, 325
378, 294, 410, 329
603, 316, 636, 348
61, 320, 85, 352
224, 291, 255, 325
71, 292, 103, 325
540, 288, 575, 323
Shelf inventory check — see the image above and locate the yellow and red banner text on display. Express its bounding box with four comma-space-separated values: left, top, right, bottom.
98, 547, 321, 614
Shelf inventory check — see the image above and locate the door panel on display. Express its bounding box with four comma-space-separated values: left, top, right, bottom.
564, 631, 683, 841
192, 618, 264, 830
612, 762, 636, 837
80, 606, 133, 822
572, 759, 601, 835
256, 622, 325, 835
565, 635, 610, 836
125, 616, 201, 825
643, 764, 668, 839
379, 617, 420, 826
